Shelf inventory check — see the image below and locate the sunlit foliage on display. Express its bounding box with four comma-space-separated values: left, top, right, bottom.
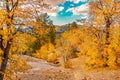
11, 33, 36, 55
33, 42, 57, 62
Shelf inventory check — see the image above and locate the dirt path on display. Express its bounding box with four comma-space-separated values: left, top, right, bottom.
16, 55, 74, 80
73, 69, 120, 80
16, 55, 120, 80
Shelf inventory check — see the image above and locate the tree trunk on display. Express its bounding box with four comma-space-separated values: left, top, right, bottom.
105, 22, 111, 46
0, 41, 11, 80
98, 28, 104, 59
103, 19, 111, 66
97, 19, 111, 67
0, 0, 18, 79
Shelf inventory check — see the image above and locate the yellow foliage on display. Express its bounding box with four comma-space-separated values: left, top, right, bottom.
33, 43, 57, 62
48, 53, 57, 62
3, 54, 30, 80
11, 33, 36, 54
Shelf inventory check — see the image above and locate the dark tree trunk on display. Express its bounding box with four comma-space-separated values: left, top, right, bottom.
103, 19, 111, 66
98, 28, 104, 60
97, 19, 111, 67
0, 41, 11, 80
105, 20, 111, 46
0, 0, 19, 80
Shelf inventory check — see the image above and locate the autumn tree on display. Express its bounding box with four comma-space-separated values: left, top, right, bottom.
0, 0, 41, 79
11, 33, 36, 55
33, 13, 56, 49
56, 28, 83, 67
89, 0, 120, 67
0, 0, 21, 79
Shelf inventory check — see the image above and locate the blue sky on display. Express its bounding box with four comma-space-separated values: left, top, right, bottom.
49, 0, 89, 25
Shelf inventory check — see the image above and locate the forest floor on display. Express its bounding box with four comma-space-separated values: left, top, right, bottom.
16, 55, 120, 80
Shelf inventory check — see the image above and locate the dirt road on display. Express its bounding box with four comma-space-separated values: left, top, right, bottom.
16, 55, 120, 80
17, 55, 73, 80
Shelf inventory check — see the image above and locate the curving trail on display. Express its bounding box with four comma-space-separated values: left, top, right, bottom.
16, 55, 120, 80
16, 55, 74, 80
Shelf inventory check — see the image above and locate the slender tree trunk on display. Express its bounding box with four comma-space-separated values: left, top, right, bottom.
105, 21, 111, 45
103, 19, 111, 66
0, 41, 11, 80
97, 19, 111, 66
98, 27, 104, 60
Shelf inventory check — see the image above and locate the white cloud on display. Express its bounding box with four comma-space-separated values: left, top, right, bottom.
70, 4, 74, 7
35, 6, 63, 17
47, 12, 57, 16
58, 6, 64, 11
45, 6, 64, 16
44, 0, 64, 6
66, 8, 73, 12
66, 3, 89, 16
40, 10, 57, 16
66, 0, 87, 3
52, 6, 64, 12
